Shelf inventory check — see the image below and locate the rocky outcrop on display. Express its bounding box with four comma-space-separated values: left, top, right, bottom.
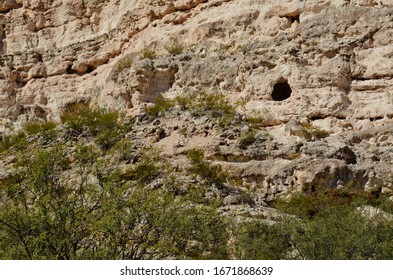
1, 0, 392, 201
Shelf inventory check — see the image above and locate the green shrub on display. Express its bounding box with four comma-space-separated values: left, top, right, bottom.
60, 102, 89, 125
165, 37, 184, 55
22, 120, 57, 142
129, 149, 161, 183
61, 103, 122, 150
238, 129, 256, 149
173, 91, 237, 126
93, 183, 229, 259
286, 206, 393, 260
145, 96, 175, 117
115, 57, 133, 72
275, 187, 387, 219
23, 121, 56, 135
187, 149, 227, 188
74, 143, 101, 166
0, 135, 13, 153
234, 189, 393, 260
301, 123, 329, 140
0, 145, 229, 260
61, 103, 116, 135
193, 91, 233, 116
191, 91, 237, 126
232, 220, 291, 260
140, 47, 157, 60
109, 138, 137, 162
174, 94, 192, 110
238, 189, 393, 260
111, 56, 133, 80
246, 109, 273, 128
0, 132, 27, 153
96, 127, 123, 151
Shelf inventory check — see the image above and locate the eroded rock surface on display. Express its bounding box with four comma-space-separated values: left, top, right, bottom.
1, 0, 392, 201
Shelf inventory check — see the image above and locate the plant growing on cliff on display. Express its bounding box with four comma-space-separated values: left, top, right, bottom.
145, 91, 238, 126
189, 91, 237, 127
187, 149, 227, 188
301, 122, 329, 140
213, 45, 230, 60
60, 103, 123, 150
145, 96, 175, 117
0, 132, 27, 153
165, 37, 184, 55
23, 120, 56, 135
111, 56, 133, 80
174, 94, 192, 110
246, 108, 274, 128
22, 120, 58, 142
140, 47, 157, 60
238, 128, 256, 149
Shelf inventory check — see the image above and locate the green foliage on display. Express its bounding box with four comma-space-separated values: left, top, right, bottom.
60, 102, 88, 127
165, 37, 184, 55
0, 121, 57, 153
232, 220, 291, 260
22, 120, 57, 142
213, 46, 228, 60
187, 149, 227, 188
238, 129, 256, 149
0, 146, 75, 259
246, 109, 273, 128
0, 132, 27, 153
109, 138, 138, 162
111, 56, 133, 80
235, 190, 393, 260
145, 96, 175, 117
193, 91, 235, 118
95, 126, 123, 151
23, 120, 56, 135
147, 91, 238, 126
122, 148, 162, 184
93, 185, 228, 259
116, 57, 133, 72
275, 189, 362, 219
194, 91, 237, 126
0, 142, 229, 260
60, 103, 122, 150
174, 94, 191, 110
140, 47, 157, 60
74, 144, 101, 166
175, 91, 237, 127
289, 207, 393, 260
301, 122, 329, 140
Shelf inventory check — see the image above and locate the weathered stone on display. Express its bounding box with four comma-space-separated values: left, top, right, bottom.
0, 0, 21, 12
0, 0, 392, 201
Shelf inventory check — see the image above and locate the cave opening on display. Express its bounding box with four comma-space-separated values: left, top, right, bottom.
271, 80, 292, 101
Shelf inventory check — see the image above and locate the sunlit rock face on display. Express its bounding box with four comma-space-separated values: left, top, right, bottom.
1, 0, 392, 198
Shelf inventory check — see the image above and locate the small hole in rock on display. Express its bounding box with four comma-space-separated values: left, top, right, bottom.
86, 65, 96, 74
66, 65, 77, 75
272, 80, 292, 101
288, 15, 300, 24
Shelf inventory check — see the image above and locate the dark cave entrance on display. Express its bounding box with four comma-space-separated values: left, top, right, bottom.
271, 80, 292, 101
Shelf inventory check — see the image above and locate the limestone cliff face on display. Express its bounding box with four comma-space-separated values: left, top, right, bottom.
1, 0, 393, 200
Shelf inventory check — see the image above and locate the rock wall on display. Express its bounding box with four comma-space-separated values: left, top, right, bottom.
1, 0, 393, 200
